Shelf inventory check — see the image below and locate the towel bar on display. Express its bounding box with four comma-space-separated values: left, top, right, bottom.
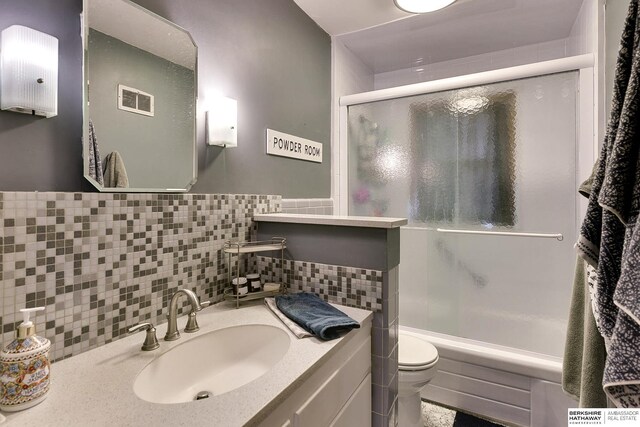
435, 228, 564, 241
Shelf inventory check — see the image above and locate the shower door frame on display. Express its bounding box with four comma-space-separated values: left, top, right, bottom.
337, 54, 598, 229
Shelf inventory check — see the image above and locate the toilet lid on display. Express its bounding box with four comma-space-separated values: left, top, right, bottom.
399, 332, 438, 368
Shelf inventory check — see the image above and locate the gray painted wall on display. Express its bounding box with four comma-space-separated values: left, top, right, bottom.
88, 29, 195, 189
605, 0, 631, 121
0, 0, 331, 197
257, 222, 400, 271
134, 0, 331, 197
0, 0, 85, 191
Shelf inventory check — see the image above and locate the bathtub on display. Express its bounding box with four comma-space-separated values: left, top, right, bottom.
401, 326, 578, 427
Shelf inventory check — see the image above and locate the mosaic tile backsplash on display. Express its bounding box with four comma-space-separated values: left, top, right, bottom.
0, 192, 280, 362
280, 198, 333, 215
259, 255, 398, 425
257, 256, 383, 311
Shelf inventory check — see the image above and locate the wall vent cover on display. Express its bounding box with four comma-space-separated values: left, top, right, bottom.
118, 84, 154, 116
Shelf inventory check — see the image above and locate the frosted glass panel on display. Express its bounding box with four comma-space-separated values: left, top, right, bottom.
348, 72, 578, 357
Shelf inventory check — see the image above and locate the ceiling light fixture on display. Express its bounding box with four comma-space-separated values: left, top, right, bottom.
394, 0, 457, 13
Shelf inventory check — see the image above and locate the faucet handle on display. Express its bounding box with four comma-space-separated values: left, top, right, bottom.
184, 300, 211, 333
128, 322, 160, 351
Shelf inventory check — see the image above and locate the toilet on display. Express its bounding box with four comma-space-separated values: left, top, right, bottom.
398, 331, 439, 427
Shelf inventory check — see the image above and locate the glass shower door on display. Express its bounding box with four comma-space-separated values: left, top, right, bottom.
348, 71, 578, 357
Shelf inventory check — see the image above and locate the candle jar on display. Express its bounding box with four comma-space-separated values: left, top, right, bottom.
231, 277, 248, 296
246, 274, 262, 293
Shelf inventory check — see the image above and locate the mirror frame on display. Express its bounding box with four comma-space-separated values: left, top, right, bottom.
81, 0, 198, 193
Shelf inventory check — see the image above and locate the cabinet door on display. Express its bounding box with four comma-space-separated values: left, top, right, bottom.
330, 374, 372, 427
293, 338, 371, 427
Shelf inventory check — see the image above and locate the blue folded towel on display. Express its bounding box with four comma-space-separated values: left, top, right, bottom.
275, 292, 360, 340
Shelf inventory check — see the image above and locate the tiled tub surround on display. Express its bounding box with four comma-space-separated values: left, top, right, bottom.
0, 192, 280, 362
256, 214, 405, 427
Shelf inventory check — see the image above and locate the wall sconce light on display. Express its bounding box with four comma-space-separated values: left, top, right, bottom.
0, 25, 59, 118
206, 96, 237, 148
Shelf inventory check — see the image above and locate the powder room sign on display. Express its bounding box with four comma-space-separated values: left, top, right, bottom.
266, 129, 323, 163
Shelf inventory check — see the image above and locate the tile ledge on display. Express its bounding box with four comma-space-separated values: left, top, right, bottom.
254, 213, 407, 229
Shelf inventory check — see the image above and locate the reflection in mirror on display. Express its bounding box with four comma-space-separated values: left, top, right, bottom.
83, 0, 197, 192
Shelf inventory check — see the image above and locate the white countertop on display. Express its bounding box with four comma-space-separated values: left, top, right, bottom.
254, 213, 408, 228
2, 302, 372, 427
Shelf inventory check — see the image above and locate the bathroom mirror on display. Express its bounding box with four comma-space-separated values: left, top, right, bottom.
82, 0, 197, 192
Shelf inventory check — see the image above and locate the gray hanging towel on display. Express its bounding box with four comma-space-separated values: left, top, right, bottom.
87, 119, 104, 185
103, 151, 129, 188
576, 0, 640, 407
563, 163, 607, 408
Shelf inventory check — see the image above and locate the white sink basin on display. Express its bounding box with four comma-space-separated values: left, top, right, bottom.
133, 324, 291, 404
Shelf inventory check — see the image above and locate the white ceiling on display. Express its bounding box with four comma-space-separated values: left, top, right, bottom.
293, 0, 415, 36
294, 0, 585, 74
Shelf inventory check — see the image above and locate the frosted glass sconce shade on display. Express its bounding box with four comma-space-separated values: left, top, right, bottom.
206, 96, 237, 147
394, 0, 456, 13
0, 25, 58, 118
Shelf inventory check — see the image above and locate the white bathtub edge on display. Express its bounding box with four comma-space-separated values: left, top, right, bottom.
400, 326, 563, 384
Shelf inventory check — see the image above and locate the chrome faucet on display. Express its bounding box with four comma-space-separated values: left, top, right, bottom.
164, 288, 202, 341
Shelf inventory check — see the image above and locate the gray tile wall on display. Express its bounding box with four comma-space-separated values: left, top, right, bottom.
375, 267, 399, 427
257, 256, 383, 311
280, 198, 333, 215
1, 191, 397, 425
0, 192, 280, 362
258, 255, 399, 427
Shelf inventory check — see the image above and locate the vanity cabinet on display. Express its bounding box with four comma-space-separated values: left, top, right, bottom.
3, 303, 373, 427
255, 322, 372, 427
330, 374, 372, 427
